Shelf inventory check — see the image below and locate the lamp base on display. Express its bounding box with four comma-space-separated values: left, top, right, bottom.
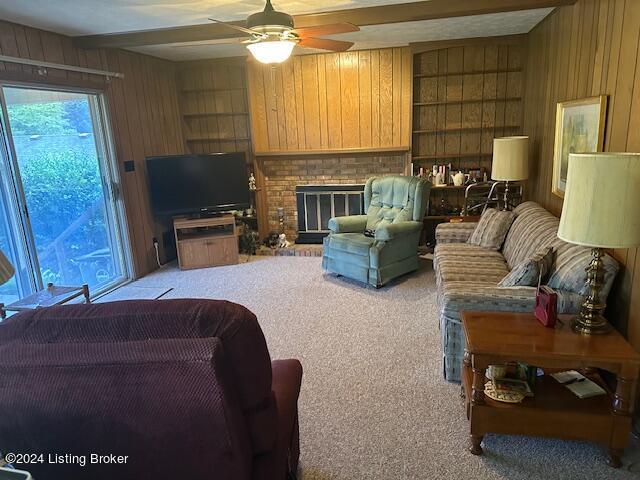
571, 313, 612, 335
571, 247, 612, 335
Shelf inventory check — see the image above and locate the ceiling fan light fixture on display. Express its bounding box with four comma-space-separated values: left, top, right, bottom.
247, 40, 295, 64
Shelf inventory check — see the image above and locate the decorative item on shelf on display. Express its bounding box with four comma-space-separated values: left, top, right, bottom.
264, 231, 280, 248
484, 381, 525, 404
277, 233, 291, 248
431, 163, 451, 186
491, 136, 529, 210
277, 207, 285, 234
558, 152, 640, 334
412, 165, 426, 178
516, 362, 537, 390
451, 170, 468, 186
492, 377, 534, 397
552, 96, 607, 198
485, 364, 507, 381
248, 172, 257, 191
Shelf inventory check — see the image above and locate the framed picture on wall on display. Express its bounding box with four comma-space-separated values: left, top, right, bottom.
552, 95, 608, 198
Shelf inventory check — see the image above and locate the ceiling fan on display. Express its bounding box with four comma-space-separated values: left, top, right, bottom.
173, 0, 360, 64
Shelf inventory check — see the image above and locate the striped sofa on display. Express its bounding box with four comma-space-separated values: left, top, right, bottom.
434, 201, 619, 382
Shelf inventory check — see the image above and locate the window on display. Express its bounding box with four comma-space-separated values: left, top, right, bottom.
0, 84, 131, 304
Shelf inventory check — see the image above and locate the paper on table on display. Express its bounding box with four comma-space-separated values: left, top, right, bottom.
550, 370, 585, 384
565, 379, 606, 399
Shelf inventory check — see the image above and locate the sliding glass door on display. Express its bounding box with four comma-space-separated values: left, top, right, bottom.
0, 84, 131, 304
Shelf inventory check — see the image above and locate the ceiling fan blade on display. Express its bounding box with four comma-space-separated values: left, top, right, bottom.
208, 18, 264, 37
170, 38, 250, 48
297, 37, 354, 52
291, 23, 359, 38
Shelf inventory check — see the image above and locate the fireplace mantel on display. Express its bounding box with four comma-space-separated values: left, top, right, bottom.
256, 146, 410, 158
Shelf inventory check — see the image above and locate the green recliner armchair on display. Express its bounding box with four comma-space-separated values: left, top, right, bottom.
322, 175, 431, 287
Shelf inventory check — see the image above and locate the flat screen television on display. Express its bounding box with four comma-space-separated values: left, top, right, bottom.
146, 153, 250, 216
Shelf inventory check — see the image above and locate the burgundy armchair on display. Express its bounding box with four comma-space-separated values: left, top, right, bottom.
0, 299, 302, 480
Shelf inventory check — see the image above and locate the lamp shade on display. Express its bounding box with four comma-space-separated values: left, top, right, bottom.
558, 152, 640, 248
491, 136, 529, 181
247, 40, 295, 64
0, 249, 14, 285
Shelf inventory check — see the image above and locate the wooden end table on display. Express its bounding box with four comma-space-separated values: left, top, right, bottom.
0, 282, 90, 319
461, 311, 640, 468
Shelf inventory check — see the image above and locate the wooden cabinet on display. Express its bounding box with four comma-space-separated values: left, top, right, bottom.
174, 215, 239, 270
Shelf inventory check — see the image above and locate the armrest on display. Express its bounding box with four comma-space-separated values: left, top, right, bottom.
435, 222, 478, 244
438, 283, 583, 323
252, 359, 303, 480
328, 215, 368, 234
374, 221, 422, 241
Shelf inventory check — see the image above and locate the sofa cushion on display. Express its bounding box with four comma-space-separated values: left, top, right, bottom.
434, 243, 509, 285
502, 202, 559, 269
325, 232, 374, 257
498, 246, 555, 287
467, 208, 515, 250
547, 243, 619, 300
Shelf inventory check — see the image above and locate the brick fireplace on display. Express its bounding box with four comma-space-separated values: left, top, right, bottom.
259, 153, 408, 239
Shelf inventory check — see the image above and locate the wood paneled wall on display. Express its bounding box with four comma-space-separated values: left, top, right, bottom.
0, 21, 185, 277
523, 0, 640, 351
176, 58, 252, 156
247, 47, 412, 154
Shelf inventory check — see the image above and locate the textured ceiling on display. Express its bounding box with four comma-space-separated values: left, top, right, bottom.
0, 0, 428, 35
0, 1, 554, 62
131, 8, 554, 61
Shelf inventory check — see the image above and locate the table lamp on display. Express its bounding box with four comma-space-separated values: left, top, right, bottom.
558, 152, 640, 334
491, 136, 529, 210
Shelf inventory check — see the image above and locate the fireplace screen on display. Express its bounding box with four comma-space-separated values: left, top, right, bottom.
295, 184, 365, 243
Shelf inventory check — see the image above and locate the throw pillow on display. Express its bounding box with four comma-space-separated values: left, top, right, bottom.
467, 208, 516, 251
498, 246, 555, 287
546, 242, 619, 301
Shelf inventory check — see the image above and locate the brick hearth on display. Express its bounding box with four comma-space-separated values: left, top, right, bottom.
260, 154, 408, 239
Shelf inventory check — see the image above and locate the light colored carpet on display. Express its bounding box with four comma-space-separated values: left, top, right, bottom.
125, 256, 639, 479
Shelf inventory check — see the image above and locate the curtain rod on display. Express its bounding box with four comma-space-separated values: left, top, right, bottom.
0, 55, 124, 79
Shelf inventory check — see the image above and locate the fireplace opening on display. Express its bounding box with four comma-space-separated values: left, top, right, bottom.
295, 184, 365, 243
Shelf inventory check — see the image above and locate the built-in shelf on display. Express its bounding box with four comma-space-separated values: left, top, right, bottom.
413, 125, 519, 135
255, 146, 410, 157
182, 111, 248, 118
412, 153, 493, 161
413, 97, 521, 107
185, 137, 250, 142
180, 87, 247, 93
413, 68, 522, 79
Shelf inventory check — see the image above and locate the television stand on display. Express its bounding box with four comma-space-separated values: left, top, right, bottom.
190, 211, 225, 219
174, 214, 239, 270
